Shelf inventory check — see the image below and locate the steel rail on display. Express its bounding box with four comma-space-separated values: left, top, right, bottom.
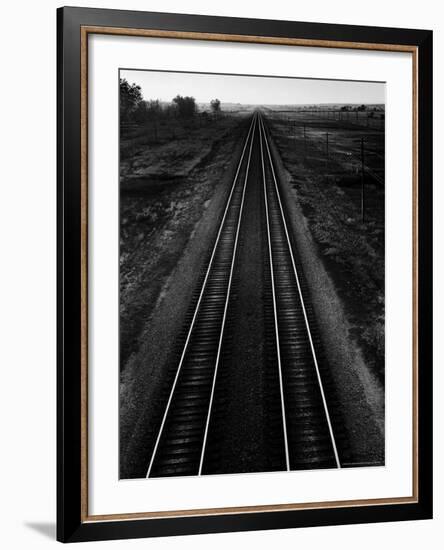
146, 113, 257, 478
259, 113, 341, 469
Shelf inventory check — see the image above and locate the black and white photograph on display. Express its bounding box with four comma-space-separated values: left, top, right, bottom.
119, 69, 385, 480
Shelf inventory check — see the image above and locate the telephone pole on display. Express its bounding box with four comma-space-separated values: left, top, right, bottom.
326, 132, 329, 174
361, 137, 365, 223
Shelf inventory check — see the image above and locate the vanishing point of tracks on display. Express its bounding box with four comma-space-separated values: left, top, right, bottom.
146, 112, 341, 478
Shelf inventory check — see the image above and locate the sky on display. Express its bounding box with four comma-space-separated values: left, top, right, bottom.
120, 69, 385, 106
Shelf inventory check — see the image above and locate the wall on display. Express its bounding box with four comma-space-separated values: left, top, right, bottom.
0, 0, 440, 548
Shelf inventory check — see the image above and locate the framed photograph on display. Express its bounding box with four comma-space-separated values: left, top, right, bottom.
57, 6, 433, 542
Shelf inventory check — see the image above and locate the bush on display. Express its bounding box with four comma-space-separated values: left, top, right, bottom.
210, 98, 221, 114
173, 95, 197, 118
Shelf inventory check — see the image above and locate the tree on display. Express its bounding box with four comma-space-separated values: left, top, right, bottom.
210, 98, 221, 115
173, 95, 197, 118
147, 99, 162, 116
133, 101, 149, 124
120, 78, 143, 121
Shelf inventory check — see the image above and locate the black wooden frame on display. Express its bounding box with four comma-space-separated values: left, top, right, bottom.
57, 6, 433, 542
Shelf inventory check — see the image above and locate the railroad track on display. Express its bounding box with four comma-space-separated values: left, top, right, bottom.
146, 113, 258, 478
258, 114, 340, 470
146, 112, 342, 478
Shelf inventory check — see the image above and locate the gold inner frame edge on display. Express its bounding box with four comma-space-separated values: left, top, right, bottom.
79, 25, 419, 523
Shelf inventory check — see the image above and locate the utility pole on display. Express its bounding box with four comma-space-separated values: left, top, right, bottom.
153, 117, 158, 142
303, 123, 307, 160
361, 137, 365, 223
326, 132, 329, 181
